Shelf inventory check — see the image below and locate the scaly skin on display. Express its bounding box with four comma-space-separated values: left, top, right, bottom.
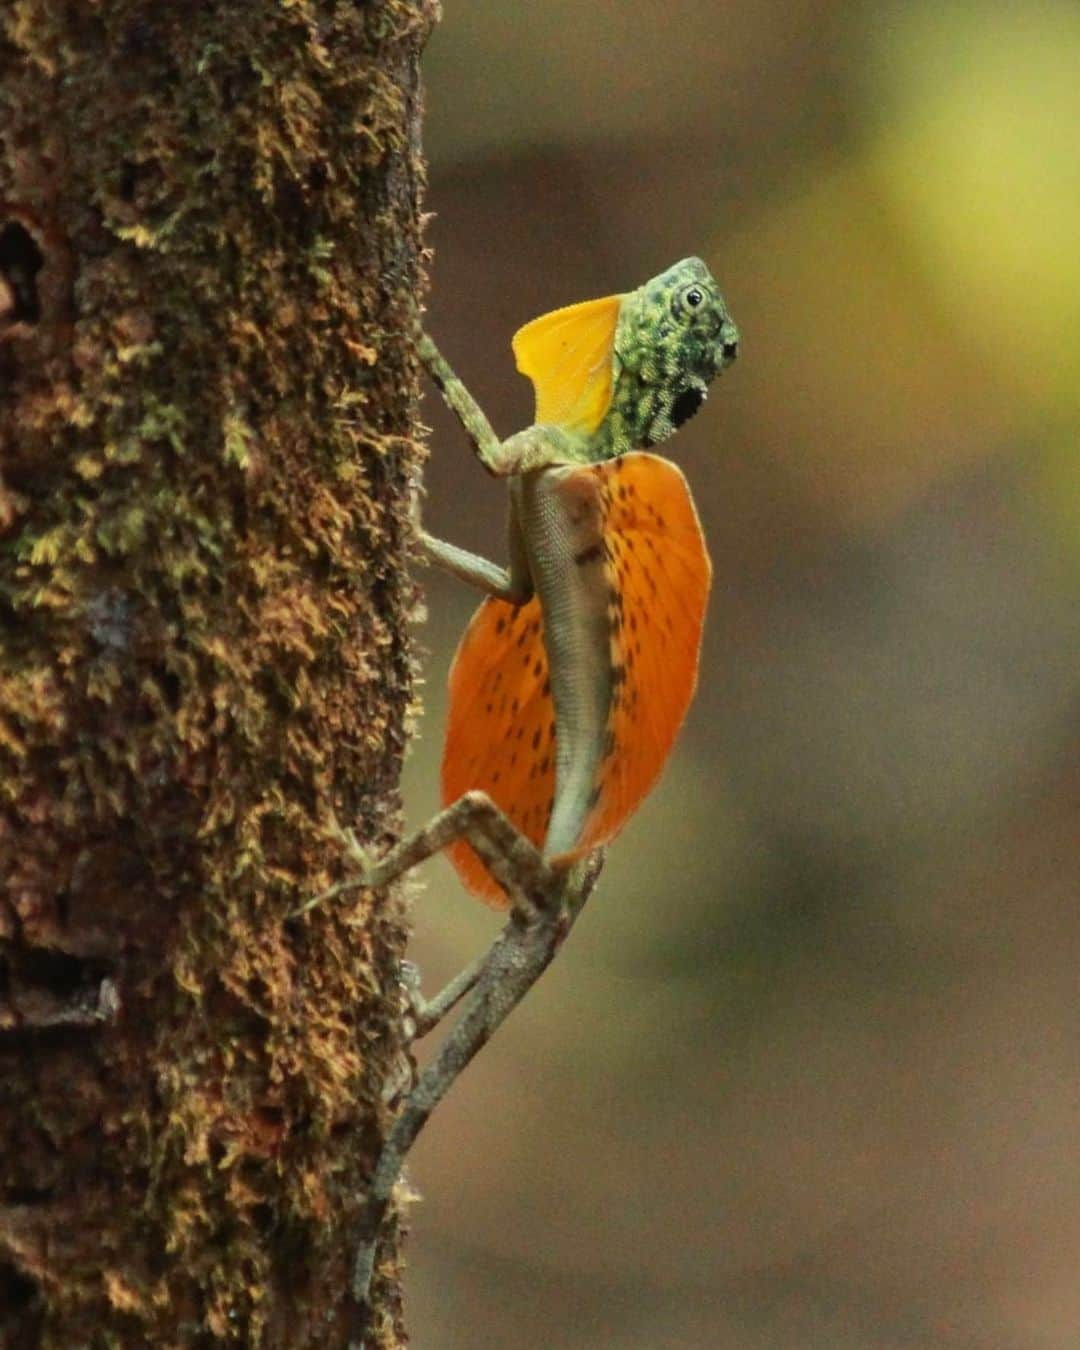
422, 257, 739, 477
517, 258, 737, 853
420, 257, 739, 862
317, 262, 739, 1338
591, 256, 739, 460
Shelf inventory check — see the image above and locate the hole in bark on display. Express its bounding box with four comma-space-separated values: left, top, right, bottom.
1, 1186, 53, 1205
119, 161, 139, 203
17, 947, 91, 998
251, 1202, 275, 1237
158, 668, 182, 712
0, 222, 44, 324
0, 1257, 39, 1321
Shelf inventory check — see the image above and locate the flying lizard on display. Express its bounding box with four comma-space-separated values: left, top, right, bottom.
426, 256, 739, 904
310, 257, 738, 1342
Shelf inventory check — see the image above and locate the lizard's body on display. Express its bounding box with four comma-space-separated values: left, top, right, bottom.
318, 259, 738, 1337
421, 256, 739, 895
511, 465, 614, 857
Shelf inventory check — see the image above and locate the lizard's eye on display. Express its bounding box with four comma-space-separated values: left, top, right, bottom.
684, 286, 704, 308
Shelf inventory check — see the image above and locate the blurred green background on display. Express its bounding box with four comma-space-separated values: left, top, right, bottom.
400, 3, 1080, 1346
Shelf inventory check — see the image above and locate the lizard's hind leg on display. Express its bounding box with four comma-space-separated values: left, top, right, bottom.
300, 790, 557, 922
298, 794, 559, 1039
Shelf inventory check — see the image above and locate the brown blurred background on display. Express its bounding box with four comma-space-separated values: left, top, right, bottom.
399, 3, 1080, 1346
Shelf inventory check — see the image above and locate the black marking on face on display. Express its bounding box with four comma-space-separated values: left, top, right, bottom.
590, 257, 737, 458
671, 386, 704, 429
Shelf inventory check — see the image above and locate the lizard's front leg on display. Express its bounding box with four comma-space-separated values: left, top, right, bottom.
416, 530, 532, 603
416, 331, 535, 600
419, 331, 568, 478
418, 333, 506, 477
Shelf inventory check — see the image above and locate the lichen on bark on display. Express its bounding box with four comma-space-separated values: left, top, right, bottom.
0, 1, 434, 1344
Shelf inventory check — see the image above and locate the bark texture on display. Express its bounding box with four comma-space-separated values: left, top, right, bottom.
0, 1, 433, 1343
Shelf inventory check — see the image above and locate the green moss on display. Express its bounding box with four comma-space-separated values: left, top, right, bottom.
0, 0, 434, 1343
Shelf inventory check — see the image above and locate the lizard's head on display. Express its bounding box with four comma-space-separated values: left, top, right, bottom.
511, 256, 737, 463
608, 256, 738, 453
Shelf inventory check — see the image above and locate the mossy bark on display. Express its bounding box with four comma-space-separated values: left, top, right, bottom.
0, 1, 433, 1344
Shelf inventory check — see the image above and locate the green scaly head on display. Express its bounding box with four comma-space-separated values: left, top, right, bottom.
602, 257, 738, 458
513, 257, 738, 464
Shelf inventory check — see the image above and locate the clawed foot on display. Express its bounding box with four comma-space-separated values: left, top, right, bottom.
291, 811, 379, 917
330, 813, 373, 873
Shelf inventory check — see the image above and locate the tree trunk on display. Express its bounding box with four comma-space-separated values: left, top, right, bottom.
0, 1, 432, 1343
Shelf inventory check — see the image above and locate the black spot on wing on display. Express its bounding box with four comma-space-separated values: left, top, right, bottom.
574, 542, 604, 567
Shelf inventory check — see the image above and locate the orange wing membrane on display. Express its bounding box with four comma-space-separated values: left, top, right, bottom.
441, 453, 711, 906
441, 596, 556, 904
573, 454, 712, 854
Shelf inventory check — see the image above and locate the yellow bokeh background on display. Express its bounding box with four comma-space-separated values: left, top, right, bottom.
400, 3, 1080, 1345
